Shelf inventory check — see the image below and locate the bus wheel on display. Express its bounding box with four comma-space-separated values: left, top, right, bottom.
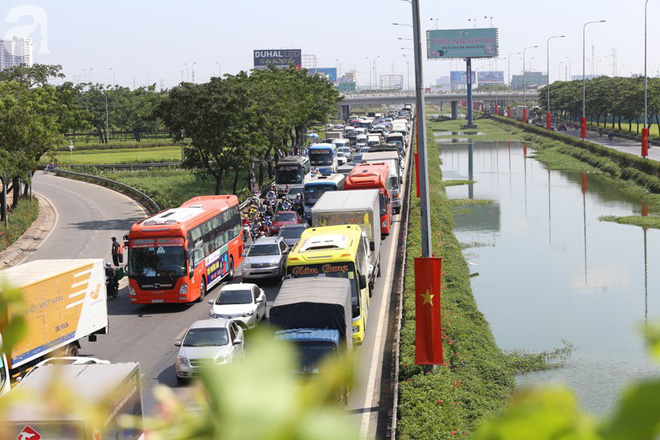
228, 257, 235, 280
377, 262, 382, 277
196, 278, 207, 303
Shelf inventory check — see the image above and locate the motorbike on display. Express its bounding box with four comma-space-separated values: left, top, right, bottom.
607, 132, 614, 140
105, 264, 119, 298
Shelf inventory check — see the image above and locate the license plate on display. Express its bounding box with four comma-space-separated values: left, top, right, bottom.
151, 299, 164, 303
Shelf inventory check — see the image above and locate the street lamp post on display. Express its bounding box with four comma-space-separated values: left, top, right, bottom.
89, 68, 93, 83
192, 61, 197, 84
374, 55, 381, 90
507, 52, 521, 116
522, 45, 538, 122
565, 57, 571, 80
582, 20, 606, 139
184, 63, 189, 82
364, 56, 371, 89
100, 90, 109, 144
215, 61, 221, 77
643, 0, 651, 157
546, 35, 565, 129
109, 67, 115, 86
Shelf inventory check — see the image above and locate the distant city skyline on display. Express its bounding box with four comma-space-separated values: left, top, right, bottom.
0, 1, 657, 89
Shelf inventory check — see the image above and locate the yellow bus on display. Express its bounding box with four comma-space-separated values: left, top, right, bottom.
285, 224, 371, 345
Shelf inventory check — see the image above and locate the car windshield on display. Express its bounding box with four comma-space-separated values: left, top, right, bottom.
274, 213, 297, 222
276, 167, 303, 184
128, 240, 186, 279
309, 150, 333, 166
288, 187, 304, 197
294, 341, 337, 373
248, 244, 279, 256
338, 147, 350, 154
183, 327, 229, 347
279, 227, 305, 238
216, 289, 252, 305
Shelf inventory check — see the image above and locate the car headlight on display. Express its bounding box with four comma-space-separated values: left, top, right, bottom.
179, 283, 188, 294
176, 356, 189, 366
129, 286, 136, 296
352, 325, 359, 334
270, 260, 280, 267
209, 311, 219, 318
243, 263, 251, 269
242, 311, 254, 317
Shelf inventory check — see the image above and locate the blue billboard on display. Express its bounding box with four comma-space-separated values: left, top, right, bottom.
310, 67, 337, 83
450, 71, 476, 85
477, 71, 504, 84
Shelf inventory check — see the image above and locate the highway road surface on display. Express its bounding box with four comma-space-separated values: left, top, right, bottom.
28, 162, 410, 438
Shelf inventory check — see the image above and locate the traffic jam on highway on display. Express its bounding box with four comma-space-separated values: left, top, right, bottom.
0, 104, 413, 437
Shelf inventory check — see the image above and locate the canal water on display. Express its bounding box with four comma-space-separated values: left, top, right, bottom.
440, 140, 660, 416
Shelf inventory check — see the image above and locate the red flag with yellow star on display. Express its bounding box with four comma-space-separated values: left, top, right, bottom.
414, 257, 443, 365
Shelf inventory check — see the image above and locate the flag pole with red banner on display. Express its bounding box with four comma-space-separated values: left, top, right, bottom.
414, 257, 443, 365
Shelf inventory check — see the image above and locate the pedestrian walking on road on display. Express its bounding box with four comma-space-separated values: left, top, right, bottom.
111, 236, 120, 266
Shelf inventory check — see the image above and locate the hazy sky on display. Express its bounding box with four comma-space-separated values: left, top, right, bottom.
0, 1, 656, 89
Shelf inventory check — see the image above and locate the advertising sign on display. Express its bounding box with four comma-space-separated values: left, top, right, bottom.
427, 28, 499, 59
310, 67, 337, 82
253, 49, 302, 70
477, 71, 504, 84
450, 71, 476, 85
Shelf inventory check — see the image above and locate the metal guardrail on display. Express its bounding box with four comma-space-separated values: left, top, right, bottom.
39, 162, 179, 171
55, 169, 162, 215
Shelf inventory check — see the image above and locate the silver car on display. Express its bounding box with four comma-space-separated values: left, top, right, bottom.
277, 223, 309, 248
241, 236, 289, 281
175, 318, 244, 384
208, 283, 266, 329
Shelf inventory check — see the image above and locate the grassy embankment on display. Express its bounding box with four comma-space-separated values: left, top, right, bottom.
0, 198, 39, 252
397, 114, 568, 439
44, 145, 181, 165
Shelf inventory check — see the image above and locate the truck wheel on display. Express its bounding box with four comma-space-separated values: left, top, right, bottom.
369, 282, 374, 298
377, 263, 382, 277
196, 278, 207, 303
66, 344, 79, 357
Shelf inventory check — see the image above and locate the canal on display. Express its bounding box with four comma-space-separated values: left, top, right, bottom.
440, 139, 660, 415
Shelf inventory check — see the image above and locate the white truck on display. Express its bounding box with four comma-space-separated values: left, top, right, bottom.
311, 189, 381, 291
0, 259, 109, 395
361, 152, 402, 214
1, 362, 143, 439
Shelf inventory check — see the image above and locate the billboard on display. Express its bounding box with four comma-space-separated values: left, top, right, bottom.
309, 67, 337, 82
253, 49, 302, 70
427, 28, 499, 59
450, 71, 476, 85
477, 71, 504, 84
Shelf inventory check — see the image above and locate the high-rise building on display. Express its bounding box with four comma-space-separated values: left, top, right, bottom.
0, 37, 34, 71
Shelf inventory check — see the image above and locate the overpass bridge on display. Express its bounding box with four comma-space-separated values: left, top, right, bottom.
336, 91, 540, 119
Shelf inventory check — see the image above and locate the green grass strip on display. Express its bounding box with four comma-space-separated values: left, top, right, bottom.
0, 197, 39, 252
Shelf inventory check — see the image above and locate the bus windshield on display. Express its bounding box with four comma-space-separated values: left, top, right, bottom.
309, 150, 333, 166
304, 184, 337, 205
276, 166, 303, 184
288, 262, 359, 318
128, 238, 186, 281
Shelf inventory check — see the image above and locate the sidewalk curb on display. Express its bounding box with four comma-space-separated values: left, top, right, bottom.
0, 193, 57, 269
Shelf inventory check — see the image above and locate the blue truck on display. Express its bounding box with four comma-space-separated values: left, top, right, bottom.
270, 277, 352, 403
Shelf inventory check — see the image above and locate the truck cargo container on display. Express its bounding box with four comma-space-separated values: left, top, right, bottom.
0, 259, 109, 395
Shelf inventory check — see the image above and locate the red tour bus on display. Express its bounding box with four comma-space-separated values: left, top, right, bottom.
127, 195, 244, 304
345, 162, 392, 236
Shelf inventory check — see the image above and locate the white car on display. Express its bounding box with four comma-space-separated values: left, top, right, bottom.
208, 283, 266, 329
175, 319, 244, 384
21, 357, 110, 381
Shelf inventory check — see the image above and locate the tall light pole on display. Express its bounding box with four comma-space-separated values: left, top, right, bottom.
507, 52, 521, 115
522, 45, 538, 122
546, 35, 565, 129
109, 67, 115, 86
184, 63, 189, 82
215, 61, 221, 77
582, 20, 606, 139
192, 61, 197, 84
100, 90, 109, 144
364, 56, 371, 89
374, 55, 381, 90
565, 57, 571, 80
89, 67, 93, 83
643, 0, 651, 157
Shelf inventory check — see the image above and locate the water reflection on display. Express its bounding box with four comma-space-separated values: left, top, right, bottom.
439, 138, 659, 415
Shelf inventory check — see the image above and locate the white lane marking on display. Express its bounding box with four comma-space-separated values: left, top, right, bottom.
359, 152, 411, 439
359, 218, 399, 439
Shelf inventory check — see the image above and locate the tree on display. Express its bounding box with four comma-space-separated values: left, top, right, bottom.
0, 63, 65, 87
157, 75, 265, 195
